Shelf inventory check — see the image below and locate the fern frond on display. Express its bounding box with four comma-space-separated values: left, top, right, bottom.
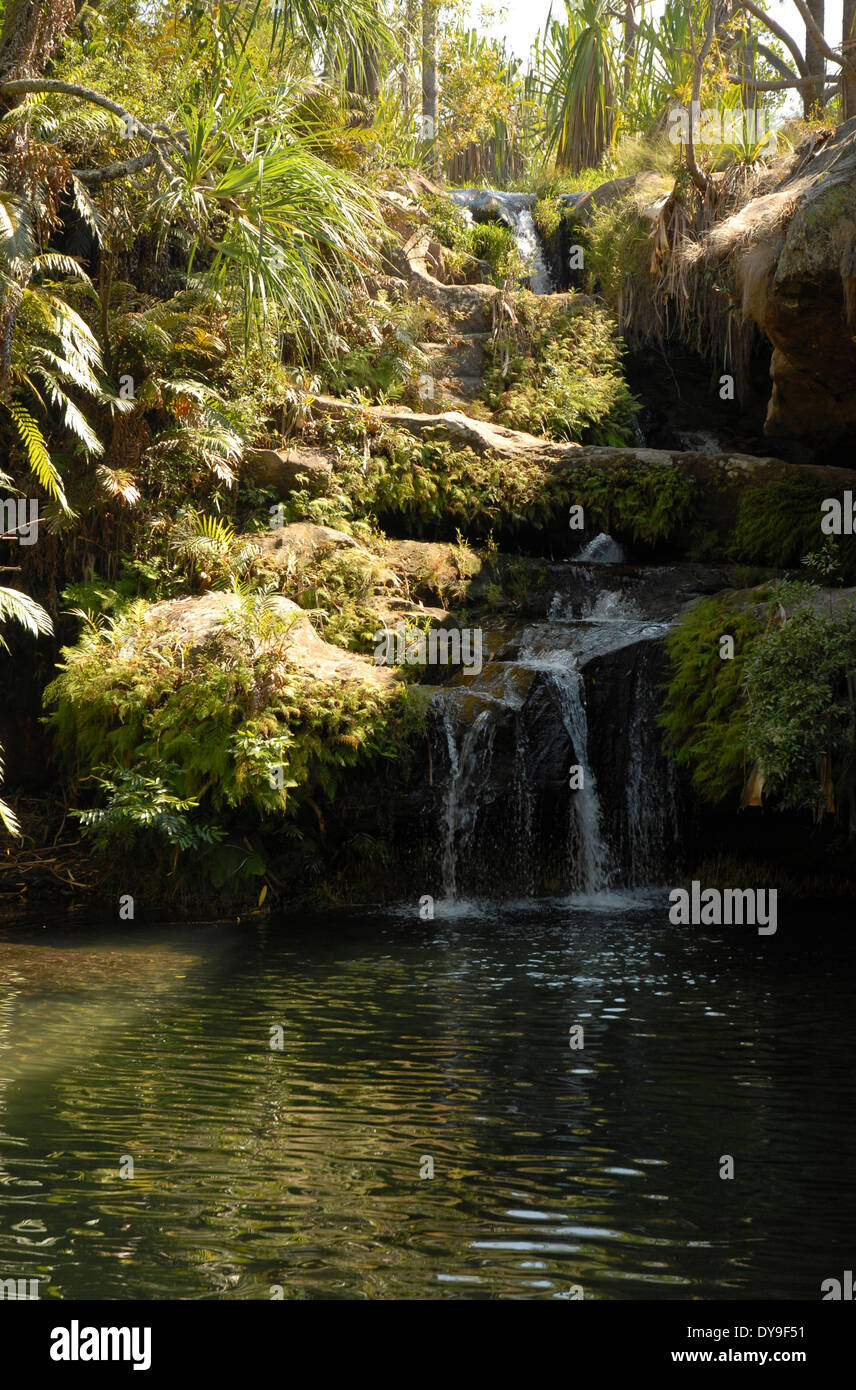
5, 403, 67, 508
0, 586, 54, 637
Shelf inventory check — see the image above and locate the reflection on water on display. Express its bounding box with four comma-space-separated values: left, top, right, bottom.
0, 897, 853, 1300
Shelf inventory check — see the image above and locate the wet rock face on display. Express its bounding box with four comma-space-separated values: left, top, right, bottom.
584, 639, 682, 886
417, 553, 695, 901
425, 668, 579, 899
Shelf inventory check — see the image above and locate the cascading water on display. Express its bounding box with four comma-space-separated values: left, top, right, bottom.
575, 532, 626, 565
438, 704, 497, 901
546, 664, 609, 893
450, 188, 554, 294
429, 550, 684, 901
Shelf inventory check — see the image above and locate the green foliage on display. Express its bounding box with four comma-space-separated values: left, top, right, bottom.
468, 222, 524, 285
532, 194, 561, 240
572, 459, 695, 544
149, 60, 381, 355
0, 586, 53, 836
732, 476, 856, 580
44, 599, 415, 876
333, 423, 689, 546
580, 194, 655, 303
168, 509, 259, 591
483, 296, 639, 444
322, 292, 428, 403
74, 765, 226, 852
0, 197, 111, 510
437, 24, 532, 183
744, 586, 856, 814
338, 428, 555, 535
421, 193, 524, 288
534, 1, 617, 173
662, 582, 856, 821
61, 566, 152, 620
660, 591, 766, 803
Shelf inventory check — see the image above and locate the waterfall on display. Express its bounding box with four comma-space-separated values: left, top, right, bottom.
546, 665, 609, 893
576, 532, 626, 564
428, 543, 685, 901
437, 702, 497, 901
450, 188, 554, 294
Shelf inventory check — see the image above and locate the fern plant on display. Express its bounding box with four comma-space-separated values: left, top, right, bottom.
168, 508, 259, 590
73, 765, 227, 851
0, 193, 111, 512
100, 283, 244, 501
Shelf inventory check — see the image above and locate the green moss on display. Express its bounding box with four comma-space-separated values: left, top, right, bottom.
572, 459, 695, 545
660, 590, 766, 803
730, 475, 854, 573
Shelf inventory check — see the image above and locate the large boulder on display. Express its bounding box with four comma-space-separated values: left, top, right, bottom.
135, 591, 396, 687
244, 446, 332, 496
705, 118, 856, 449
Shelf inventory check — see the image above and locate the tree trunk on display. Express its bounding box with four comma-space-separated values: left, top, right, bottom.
622, 0, 637, 94
0, 0, 76, 90
737, 24, 759, 120
421, 0, 439, 178
401, 0, 415, 119
843, 0, 856, 117
0, 0, 78, 394
803, 0, 825, 114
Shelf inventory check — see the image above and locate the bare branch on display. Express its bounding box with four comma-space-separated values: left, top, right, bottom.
74, 150, 158, 184
733, 0, 809, 76
754, 42, 799, 81
0, 78, 177, 148
790, 0, 856, 75
686, 0, 722, 192
728, 69, 828, 89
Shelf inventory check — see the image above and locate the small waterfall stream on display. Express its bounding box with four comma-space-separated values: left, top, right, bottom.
450, 188, 554, 293
430, 553, 683, 902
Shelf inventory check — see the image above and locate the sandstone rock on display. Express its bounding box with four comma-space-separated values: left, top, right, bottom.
256, 522, 358, 556
704, 116, 856, 449
135, 591, 395, 687
244, 446, 332, 496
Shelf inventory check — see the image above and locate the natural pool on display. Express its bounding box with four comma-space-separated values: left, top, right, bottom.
0, 892, 853, 1300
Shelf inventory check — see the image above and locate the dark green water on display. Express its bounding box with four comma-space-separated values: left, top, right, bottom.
0, 893, 853, 1300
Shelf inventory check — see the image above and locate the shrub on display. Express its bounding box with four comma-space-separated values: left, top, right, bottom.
483, 296, 639, 443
